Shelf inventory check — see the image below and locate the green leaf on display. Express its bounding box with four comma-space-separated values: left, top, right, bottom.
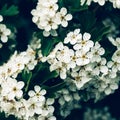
22, 69, 32, 82
78, 11, 97, 32
47, 81, 66, 98
70, 5, 88, 12
31, 62, 59, 85
40, 70, 59, 85
22, 69, 32, 92
0, 4, 19, 16
48, 81, 66, 91
58, 0, 64, 8
64, 0, 81, 8
91, 25, 111, 42
41, 37, 59, 56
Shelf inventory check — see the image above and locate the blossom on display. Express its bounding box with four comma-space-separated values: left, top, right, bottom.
110, 0, 120, 8
0, 15, 3, 22
83, 107, 116, 120
75, 50, 93, 66
28, 85, 46, 102
93, 0, 106, 6
55, 7, 72, 27
71, 68, 92, 89
31, 0, 72, 36
27, 97, 43, 117
107, 60, 120, 72
108, 37, 120, 49
112, 49, 120, 63
50, 60, 68, 79
0, 24, 11, 43
73, 32, 94, 53
92, 58, 108, 76
1, 77, 24, 100
81, 0, 107, 6
64, 29, 82, 45
90, 42, 105, 62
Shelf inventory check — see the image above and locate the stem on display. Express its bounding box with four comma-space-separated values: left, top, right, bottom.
25, 77, 31, 93
24, 71, 32, 93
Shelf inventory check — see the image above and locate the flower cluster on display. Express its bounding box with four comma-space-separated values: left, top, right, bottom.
0, 45, 37, 79
0, 38, 56, 120
43, 29, 120, 102
45, 29, 104, 88
110, 0, 120, 8
31, 0, 72, 36
0, 0, 120, 119
83, 107, 116, 120
0, 15, 11, 48
56, 79, 81, 118
80, 0, 107, 6
80, 0, 120, 8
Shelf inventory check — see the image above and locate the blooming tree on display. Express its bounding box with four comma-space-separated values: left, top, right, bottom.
0, 0, 120, 120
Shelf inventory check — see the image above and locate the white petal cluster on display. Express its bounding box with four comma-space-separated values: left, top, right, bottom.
83, 107, 116, 120
44, 29, 94, 81
44, 29, 120, 101
80, 0, 107, 6
107, 37, 120, 75
0, 15, 3, 22
80, 0, 120, 9
0, 15, 11, 48
109, 0, 120, 8
0, 43, 55, 119
1, 77, 24, 100
0, 46, 37, 79
0, 83, 55, 120
44, 29, 107, 90
78, 37, 120, 101
31, 0, 72, 37
108, 36, 120, 49
25, 86, 55, 120
56, 79, 81, 118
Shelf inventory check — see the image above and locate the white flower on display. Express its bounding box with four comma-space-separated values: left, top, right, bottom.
45, 3, 58, 17
110, 0, 120, 8
0, 24, 11, 43
75, 50, 93, 66
107, 60, 120, 72
56, 44, 72, 64
30, 38, 41, 50
43, 29, 58, 37
55, 7, 72, 27
40, 16, 58, 32
71, 69, 91, 89
92, 58, 108, 76
38, 115, 56, 120
1, 101, 17, 115
0, 15, 3, 22
28, 85, 46, 102
93, 0, 106, 6
50, 61, 67, 79
68, 50, 78, 69
27, 97, 43, 117
64, 29, 82, 45
27, 59, 37, 70
91, 42, 105, 62
1, 77, 24, 100
112, 49, 120, 63
108, 36, 120, 49
100, 76, 119, 95
73, 32, 94, 53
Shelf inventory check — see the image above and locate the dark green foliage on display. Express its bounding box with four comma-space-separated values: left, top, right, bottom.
0, 4, 19, 16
